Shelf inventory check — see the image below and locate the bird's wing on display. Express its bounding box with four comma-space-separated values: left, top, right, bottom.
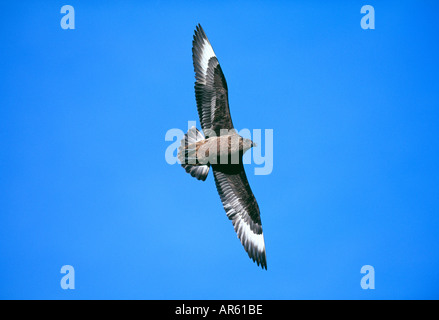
192, 24, 234, 137
212, 164, 267, 269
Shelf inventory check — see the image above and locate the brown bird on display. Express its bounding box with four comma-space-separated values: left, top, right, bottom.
178, 24, 267, 269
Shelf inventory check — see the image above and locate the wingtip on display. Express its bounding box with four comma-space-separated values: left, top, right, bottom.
248, 244, 267, 270
194, 23, 207, 41
194, 23, 202, 35
258, 252, 268, 270
254, 259, 267, 270
193, 24, 204, 47
261, 255, 268, 270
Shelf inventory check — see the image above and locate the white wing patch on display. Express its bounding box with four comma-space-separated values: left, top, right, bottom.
234, 218, 266, 259
199, 39, 216, 79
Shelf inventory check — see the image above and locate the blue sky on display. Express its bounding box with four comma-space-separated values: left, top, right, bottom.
1, 1, 439, 299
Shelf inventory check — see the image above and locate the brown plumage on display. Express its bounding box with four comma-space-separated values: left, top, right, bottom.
177, 24, 267, 269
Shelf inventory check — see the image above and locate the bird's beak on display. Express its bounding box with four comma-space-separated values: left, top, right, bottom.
252, 142, 257, 148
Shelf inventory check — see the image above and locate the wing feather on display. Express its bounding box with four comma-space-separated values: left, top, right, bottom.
212, 164, 267, 269
192, 24, 234, 136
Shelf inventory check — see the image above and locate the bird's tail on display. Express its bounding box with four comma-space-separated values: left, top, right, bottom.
178, 126, 210, 181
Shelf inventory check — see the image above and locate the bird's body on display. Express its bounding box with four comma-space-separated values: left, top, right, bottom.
179, 131, 253, 165
177, 24, 267, 269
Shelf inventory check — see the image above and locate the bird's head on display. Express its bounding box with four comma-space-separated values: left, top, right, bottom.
242, 138, 256, 153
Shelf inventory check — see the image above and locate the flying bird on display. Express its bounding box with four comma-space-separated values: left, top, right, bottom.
178, 24, 267, 269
